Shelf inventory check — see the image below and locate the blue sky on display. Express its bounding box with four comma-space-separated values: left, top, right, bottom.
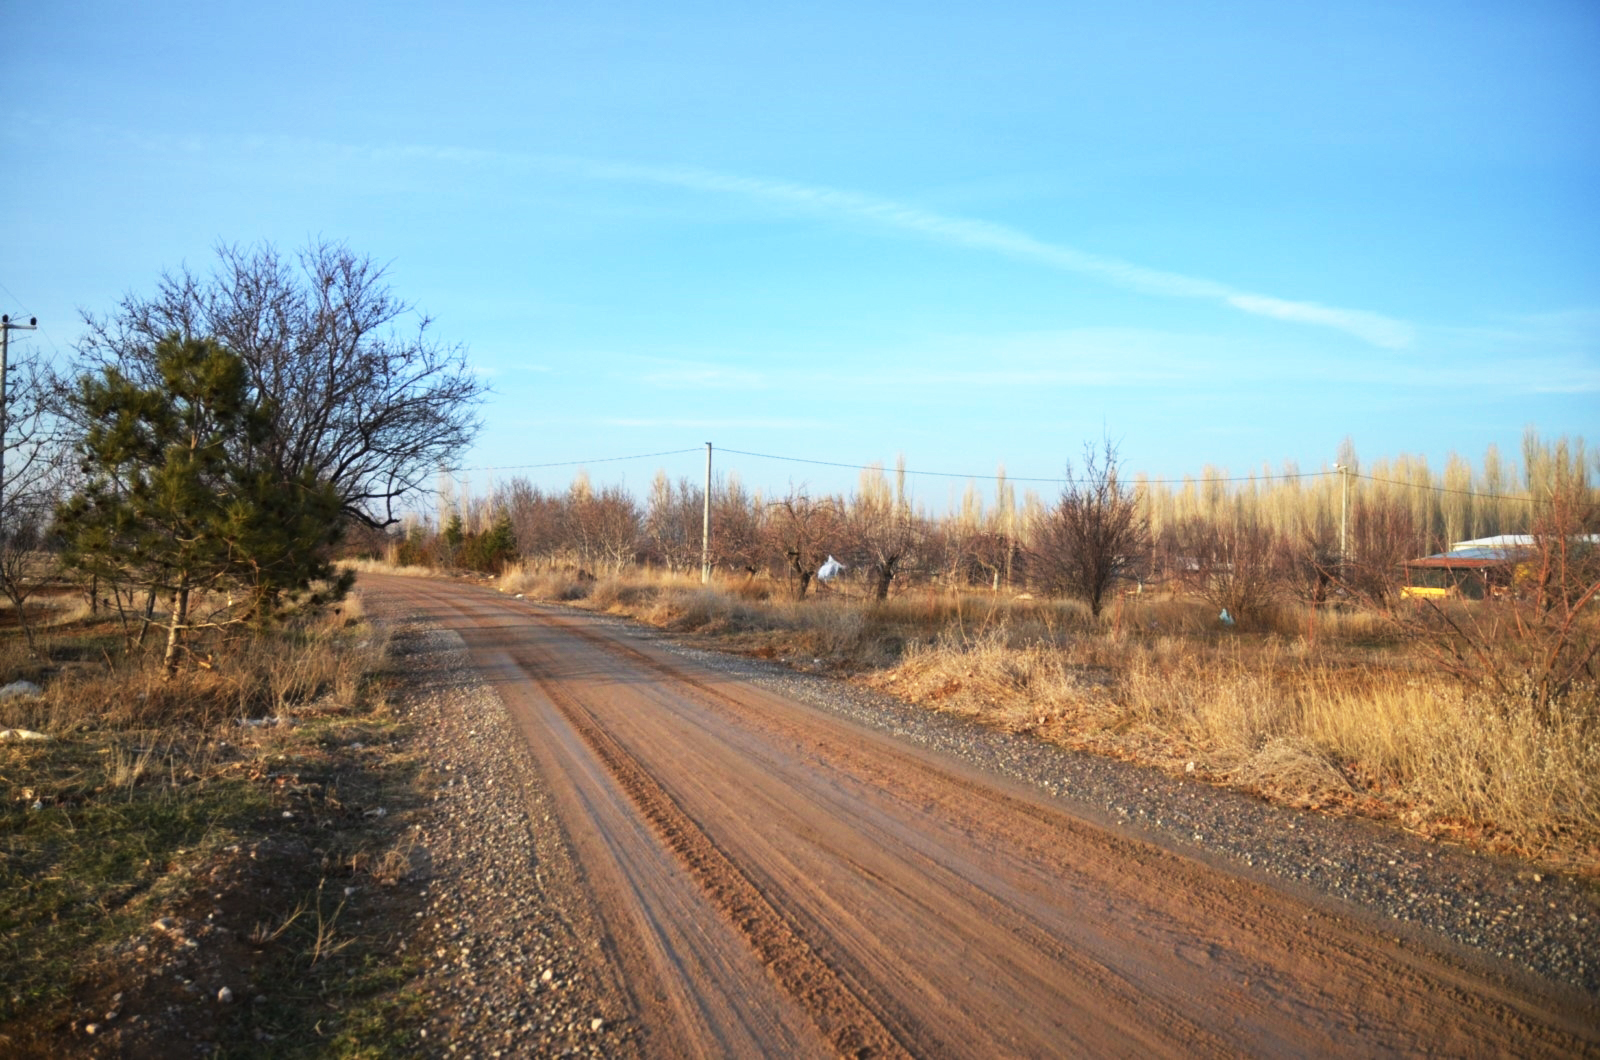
3, 1, 1596, 508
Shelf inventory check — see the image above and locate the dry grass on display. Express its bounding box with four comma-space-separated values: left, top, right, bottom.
643, 586, 778, 635
496, 562, 598, 602
0, 607, 388, 734
879, 620, 1599, 864
337, 557, 445, 578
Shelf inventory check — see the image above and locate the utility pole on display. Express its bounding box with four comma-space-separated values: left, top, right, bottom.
701, 442, 712, 584
0, 314, 38, 539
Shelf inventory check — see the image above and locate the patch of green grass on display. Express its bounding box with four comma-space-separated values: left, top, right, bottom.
320, 985, 431, 1059
0, 738, 273, 1023
232, 953, 429, 1059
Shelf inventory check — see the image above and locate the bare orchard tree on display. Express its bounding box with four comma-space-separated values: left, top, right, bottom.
0, 339, 72, 654
845, 461, 924, 600
643, 471, 705, 573
496, 478, 567, 566
1344, 496, 1428, 604
949, 526, 1024, 592
766, 491, 843, 600
1031, 439, 1150, 618
711, 474, 765, 576
72, 240, 485, 528
1165, 513, 1287, 626
562, 476, 641, 572
1283, 511, 1340, 607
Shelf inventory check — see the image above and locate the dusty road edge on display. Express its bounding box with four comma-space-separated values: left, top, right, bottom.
368, 595, 643, 1057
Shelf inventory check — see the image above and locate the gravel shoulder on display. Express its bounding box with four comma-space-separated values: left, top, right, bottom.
368, 597, 640, 1058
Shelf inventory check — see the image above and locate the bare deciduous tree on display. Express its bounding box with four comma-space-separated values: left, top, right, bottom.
0, 338, 71, 654
845, 461, 925, 600
1031, 440, 1149, 617
1166, 514, 1286, 625
766, 491, 843, 600
643, 471, 705, 573
1282, 511, 1340, 606
1402, 481, 1599, 726
711, 475, 765, 576
943, 524, 1023, 591
561, 475, 641, 572
1344, 496, 1427, 603
497, 478, 566, 565
73, 240, 485, 528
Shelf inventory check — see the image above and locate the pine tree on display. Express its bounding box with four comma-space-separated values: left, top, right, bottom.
56, 335, 349, 675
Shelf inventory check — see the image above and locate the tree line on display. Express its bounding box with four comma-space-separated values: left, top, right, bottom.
384, 434, 1596, 623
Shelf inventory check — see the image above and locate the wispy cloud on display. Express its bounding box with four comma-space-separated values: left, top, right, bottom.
554, 159, 1416, 350
1224, 295, 1413, 350
1421, 310, 1600, 392
1526, 374, 1600, 394
619, 327, 1293, 392
48, 119, 1414, 349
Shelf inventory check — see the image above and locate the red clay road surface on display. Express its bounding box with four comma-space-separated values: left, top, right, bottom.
370, 575, 1600, 1058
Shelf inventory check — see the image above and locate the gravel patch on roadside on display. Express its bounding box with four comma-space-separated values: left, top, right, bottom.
606, 618, 1600, 1000
380, 612, 640, 1058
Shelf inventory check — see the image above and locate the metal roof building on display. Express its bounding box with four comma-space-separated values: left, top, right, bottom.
1402, 535, 1598, 599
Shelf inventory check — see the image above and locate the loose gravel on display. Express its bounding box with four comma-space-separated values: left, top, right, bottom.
385, 596, 1597, 1055
380, 616, 640, 1058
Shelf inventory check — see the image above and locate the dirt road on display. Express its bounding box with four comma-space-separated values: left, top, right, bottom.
370, 575, 1598, 1057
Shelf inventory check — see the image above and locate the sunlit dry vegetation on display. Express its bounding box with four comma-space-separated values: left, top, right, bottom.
385, 432, 1600, 870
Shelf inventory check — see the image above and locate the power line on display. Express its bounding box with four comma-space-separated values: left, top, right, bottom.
0, 282, 30, 314
1355, 473, 1534, 503
728, 447, 1552, 500
721, 447, 1079, 482
0, 287, 65, 363
449, 443, 1559, 506
720, 446, 1327, 487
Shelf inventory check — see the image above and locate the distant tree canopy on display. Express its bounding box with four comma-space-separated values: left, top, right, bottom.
56, 335, 350, 674
74, 239, 486, 528
418, 434, 1591, 624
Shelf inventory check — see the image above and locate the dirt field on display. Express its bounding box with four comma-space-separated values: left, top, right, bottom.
368, 574, 1599, 1057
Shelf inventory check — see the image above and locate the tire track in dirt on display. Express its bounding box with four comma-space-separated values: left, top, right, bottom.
371, 576, 1600, 1058
529, 668, 908, 1059
508, 609, 1241, 1055
389, 578, 896, 1056
564, 628, 1593, 1055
